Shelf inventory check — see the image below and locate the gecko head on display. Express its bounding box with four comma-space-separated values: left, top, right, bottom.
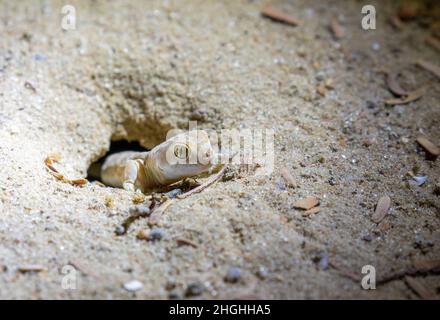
149, 130, 214, 183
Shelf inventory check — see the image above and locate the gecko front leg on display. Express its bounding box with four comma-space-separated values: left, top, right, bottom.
122, 160, 139, 192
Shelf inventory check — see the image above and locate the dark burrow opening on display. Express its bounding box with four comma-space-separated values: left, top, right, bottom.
87, 140, 149, 182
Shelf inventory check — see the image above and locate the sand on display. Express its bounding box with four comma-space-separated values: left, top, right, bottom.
0, 0, 439, 299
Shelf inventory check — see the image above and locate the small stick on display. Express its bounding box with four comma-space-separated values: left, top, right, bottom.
148, 165, 229, 225
176, 238, 198, 248
177, 165, 228, 199
148, 199, 175, 226
122, 164, 231, 232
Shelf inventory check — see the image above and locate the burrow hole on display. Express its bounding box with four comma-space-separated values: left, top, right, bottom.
86, 140, 149, 183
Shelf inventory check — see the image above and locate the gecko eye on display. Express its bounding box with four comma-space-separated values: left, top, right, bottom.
174, 143, 190, 160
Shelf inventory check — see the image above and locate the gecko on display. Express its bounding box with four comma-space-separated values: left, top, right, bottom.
100, 130, 217, 193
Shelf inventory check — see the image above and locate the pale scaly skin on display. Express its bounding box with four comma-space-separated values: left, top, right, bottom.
101, 130, 214, 193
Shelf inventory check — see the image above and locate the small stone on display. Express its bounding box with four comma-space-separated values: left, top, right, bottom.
293, 196, 319, 210
414, 235, 425, 247
256, 266, 269, 280
412, 176, 427, 186
275, 179, 287, 191
317, 252, 329, 270
114, 225, 125, 235
189, 110, 206, 121
168, 290, 181, 299
185, 282, 205, 297
132, 193, 146, 204
365, 100, 377, 109
328, 177, 336, 185
123, 280, 143, 292
371, 42, 380, 51
149, 228, 165, 241
362, 139, 374, 147
136, 229, 149, 240
372, 195, 391, 223
434, 182, 440, 196
224, 267, 242, 283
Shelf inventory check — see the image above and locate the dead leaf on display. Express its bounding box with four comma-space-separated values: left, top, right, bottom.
426, 36, 440, 53
44, 154, 61, 173
293, 196, 319, 210
413, 259, 440, 272
416, 135, 440, 157
316, 84, 326, 97
386, 73, 409, 96
405, 276, 436, 300
280, 167, 297, 188
45, 154, 88, 186
416, 59, 440, 79
261, 5, 302, 26
302, 207, 321, 217
384, 87, 426, 105
372, 195, 391, 223
18, 265, 46, 273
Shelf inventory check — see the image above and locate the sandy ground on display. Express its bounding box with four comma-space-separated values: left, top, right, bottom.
0, 0, 439, 299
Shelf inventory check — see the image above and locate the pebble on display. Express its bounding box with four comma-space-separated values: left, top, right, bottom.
123, 280, 143, 292
434, 182, 440, 195
412, 176, 427, 186
328, 177, 337, 185
256, 266, 269, 280
372, 195, 391, 223
168, 290, 181, 299
365, 100, 378, 109
130, 204, 150, 216
280, 167, 297, 188
114, 225, 125, 235
371, 42, 380, 51
149, 228, 165, 241
185, 282, 205, 297
317, 252, 329, 270
165, 188, 182, 199
275, 179, 287, 191
361, 233, 373, 242
224, 267, 242, 283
